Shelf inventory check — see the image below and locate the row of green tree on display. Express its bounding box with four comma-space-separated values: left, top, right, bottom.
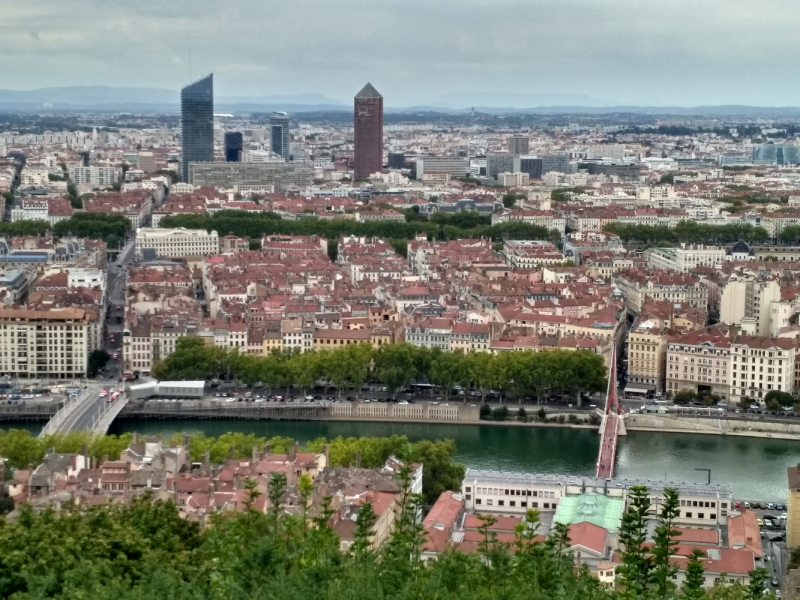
151, 338, 608, 403
0, 429, 463, 505
0, 213, 130, 246
603, 221, 770, 245
160, 209, 561, 244
0, 474, 770, 598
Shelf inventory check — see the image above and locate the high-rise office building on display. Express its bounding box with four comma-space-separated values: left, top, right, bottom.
510, 134, 530, 156
486, 154, 516, 179
180, 74, 214, 182
518, 157, 543, 179
137, 151, 156, 173
225, 132, 243, 162
388, 152, 405, 169
270, 113, 290, 159
353, 83, 383, 180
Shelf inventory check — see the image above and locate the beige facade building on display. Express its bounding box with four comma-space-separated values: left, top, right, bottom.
719, 277, 781, 337
0, 307, 93, 378
665, 327, 733, 399
729, 337, 796, 404
626, 320, 668, 393
137, 152, 156, 173
135, 227, 220, 258
614, 270, 707, 314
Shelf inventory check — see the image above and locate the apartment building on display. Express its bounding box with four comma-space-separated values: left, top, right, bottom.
665, 327, 732, 399
450, 322, 491, 352
10, 196, 74, 225
0, 307, 94, 378
70, 166, 118, 187
187, 161, 312, 191
135, 227, 220, 258
626, 319, 668, 394
137, 152, 156, 173
415, 156, 469, 179
492, 209, 567, 235
729, 337, 796, 404
497, 172, 530, 187
405, 318, 453, 350
646, 244, 726, 273
312, 327, 392, 350
719, 277, 781, 337
19, 167, 50, 186
613, 269, 707, 314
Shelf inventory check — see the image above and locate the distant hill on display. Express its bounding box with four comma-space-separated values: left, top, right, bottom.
0, 86, 799, 117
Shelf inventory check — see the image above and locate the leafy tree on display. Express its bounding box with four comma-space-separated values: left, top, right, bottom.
410, 439, 465, 503
375, 343, 417, 397
659, 174, 675, 184
428, 349, 466, 400
479, 403, 492, 419
492, 405, 510, 421
673, 389, 697, 405
764, 390, 794, 407
516, 407, 527, 422
87, 349, 110, 377
767, 399, 781, 412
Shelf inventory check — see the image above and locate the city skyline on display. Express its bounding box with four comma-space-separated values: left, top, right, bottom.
4, 0, 800, 107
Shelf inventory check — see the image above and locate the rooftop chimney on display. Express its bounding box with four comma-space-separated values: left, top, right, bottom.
133, 432, 139, 444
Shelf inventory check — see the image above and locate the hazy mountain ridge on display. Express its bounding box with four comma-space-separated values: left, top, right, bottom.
1, 86, 800, 116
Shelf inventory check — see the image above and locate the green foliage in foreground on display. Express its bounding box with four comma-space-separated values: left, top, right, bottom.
0, 430, 463, 504
0, 479, 771, 599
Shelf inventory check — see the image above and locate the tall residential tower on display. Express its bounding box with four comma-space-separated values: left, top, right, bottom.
180, 74, 214, 182
353, 83, 383, 180
270, 112, 290, 159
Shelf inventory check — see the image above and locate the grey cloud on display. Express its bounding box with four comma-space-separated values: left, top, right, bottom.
1, 0, 799, 106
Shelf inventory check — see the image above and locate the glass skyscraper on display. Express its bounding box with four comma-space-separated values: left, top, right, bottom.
270, 112, 290, 159
753, 144, 800, 165
181, 74, 214, 182
225, 132, 243, 162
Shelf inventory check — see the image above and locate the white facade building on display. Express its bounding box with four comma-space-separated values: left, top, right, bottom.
135, 227, 220, 258
70, 166, 118, 187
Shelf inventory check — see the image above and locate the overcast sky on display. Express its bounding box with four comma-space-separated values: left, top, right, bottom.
2, 0, 798, 107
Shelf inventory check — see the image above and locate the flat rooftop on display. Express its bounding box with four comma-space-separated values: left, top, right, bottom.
463, 468, 732, 498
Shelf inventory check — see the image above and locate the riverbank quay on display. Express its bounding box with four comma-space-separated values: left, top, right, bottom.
625, 413, 800, 441
115, 399, 800, 440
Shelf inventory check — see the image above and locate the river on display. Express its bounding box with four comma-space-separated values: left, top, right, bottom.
103, 419, 800, 503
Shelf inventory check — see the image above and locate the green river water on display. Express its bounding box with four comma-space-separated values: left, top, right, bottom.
100, 419, 800, 503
